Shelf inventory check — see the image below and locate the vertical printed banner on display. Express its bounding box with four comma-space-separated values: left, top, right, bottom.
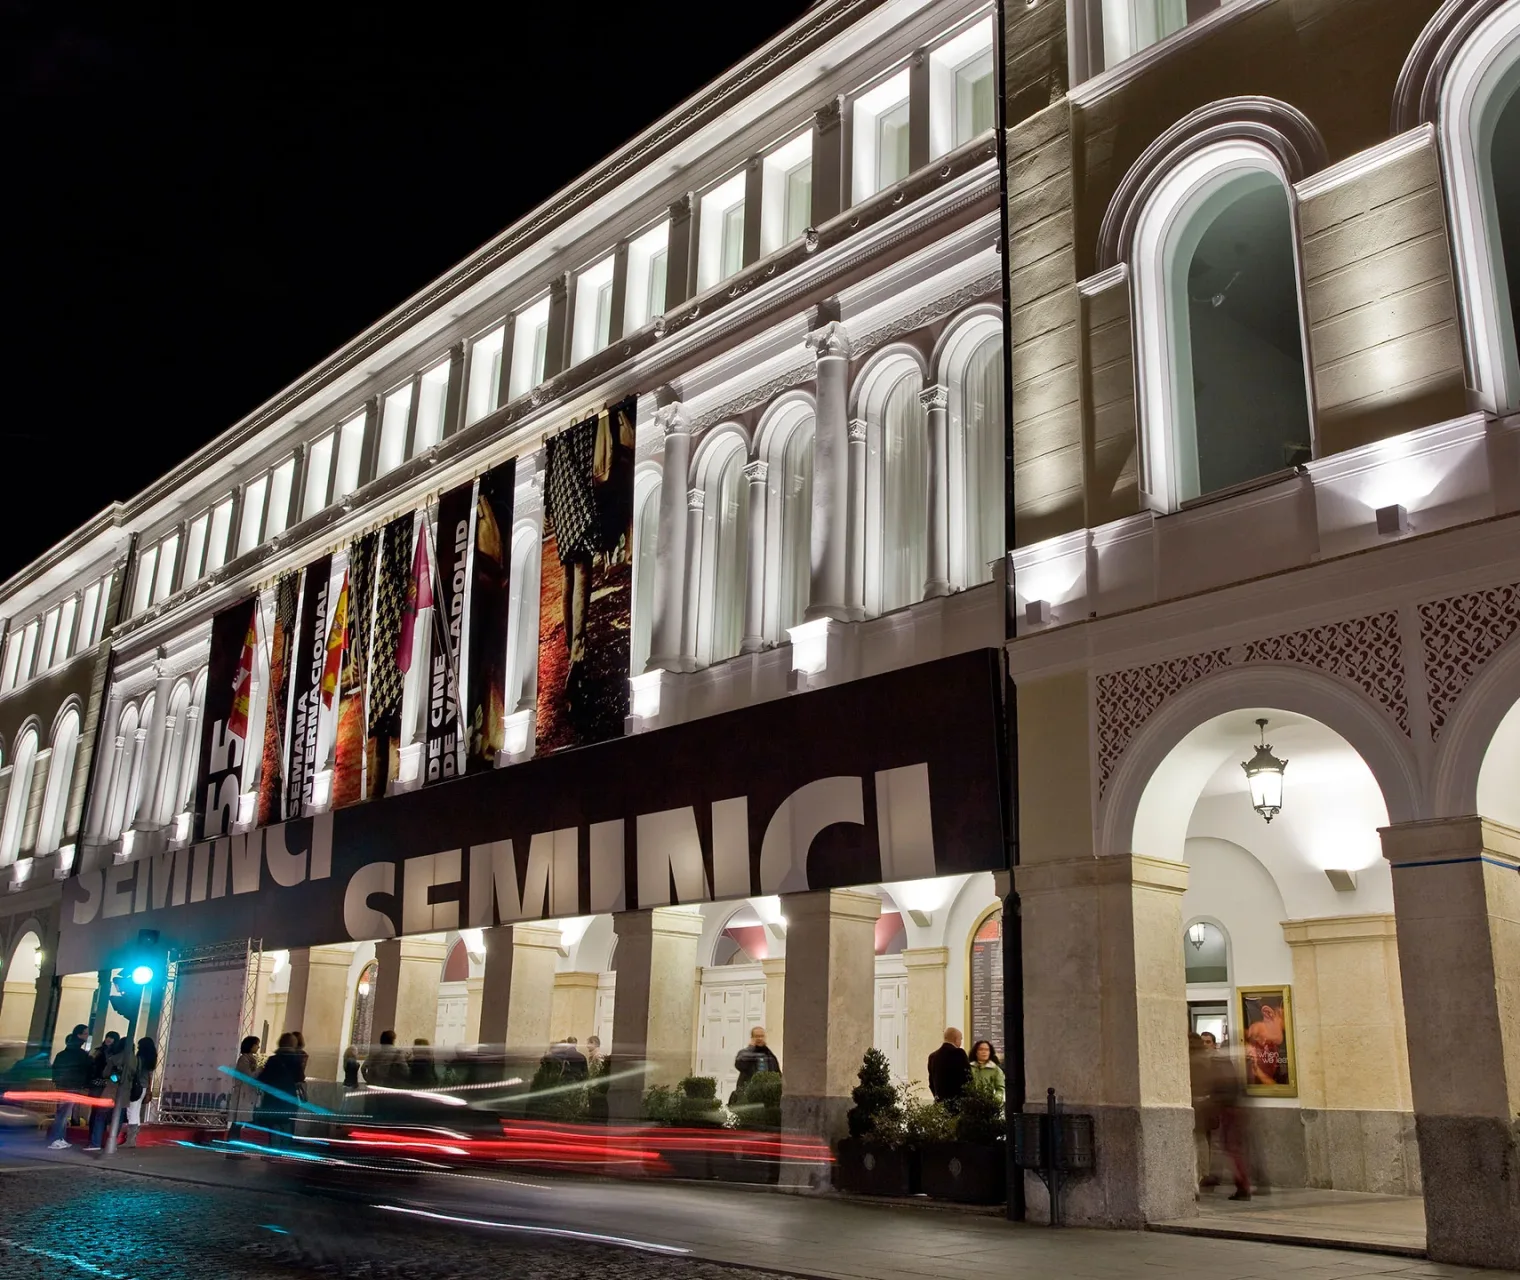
192, 597, 257, 842
425, 482, 473, 785
332, 532, 377, 810
283, 554, 334, 819
366, 516, 413, 798
536, 397, 636, 755
255, 575, 298, 828
466, 460, 516, 773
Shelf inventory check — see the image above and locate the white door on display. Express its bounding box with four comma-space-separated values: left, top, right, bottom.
696, 966, 766, 1101
434, 981, 468, 1048
593, 972, 616, 1050
874, 957, 909, 1085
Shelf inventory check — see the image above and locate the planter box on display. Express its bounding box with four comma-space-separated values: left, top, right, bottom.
917, 1140, 1006, 1204
835, 1136, 916, 1196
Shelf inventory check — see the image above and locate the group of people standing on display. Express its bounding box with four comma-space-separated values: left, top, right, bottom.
46, 1024, 158, 1152
927, 1027, 1005, 1107
228, 1031, 309, 1143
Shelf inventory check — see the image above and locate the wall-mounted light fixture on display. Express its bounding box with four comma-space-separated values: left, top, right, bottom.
1024, 599, 1051, 626
1187, 921, 1207, 951
1241, 719, 1288, 823
1375, 503, 1410, 537
1324, 868, 1358, 893
54, 843, 76, 880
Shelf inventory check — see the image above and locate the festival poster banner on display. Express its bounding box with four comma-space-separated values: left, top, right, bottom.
192, 597, 258, 842
425, 482, 474, 785
59, 648, 1008, 973
366, 517, 414, 798
466, 459, 516, 774
535, 398, 635, 755
332, 532, 378, 810
255, 575, 298, 828
284, 554, 334, 820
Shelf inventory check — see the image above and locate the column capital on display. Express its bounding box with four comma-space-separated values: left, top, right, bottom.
848, 419, 868, 444
806, 321, 851, 361
742, 459, 769, 483
687, 487, 705, 512
1381, 815, 1520, 869
919, 383, 949, 411
654, 405, 691, 439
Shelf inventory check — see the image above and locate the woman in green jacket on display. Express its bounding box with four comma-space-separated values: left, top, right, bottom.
969, 1040, 1005, 1104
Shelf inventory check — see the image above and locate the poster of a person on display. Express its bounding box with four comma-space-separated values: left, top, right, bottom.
1239, 986, 1297, 1096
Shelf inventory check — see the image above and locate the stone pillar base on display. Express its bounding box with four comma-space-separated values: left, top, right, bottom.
1417, 1114, 1520, 1269
779, 1094, 851, 1189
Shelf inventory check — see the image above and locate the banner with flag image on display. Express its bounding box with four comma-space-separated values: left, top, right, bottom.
256, 574, 298, 828
424, 480, 473, 785
322, 570, 349, 709
191, 596, 257, 842
332, 531, 378, 810
366, 516, 414, 798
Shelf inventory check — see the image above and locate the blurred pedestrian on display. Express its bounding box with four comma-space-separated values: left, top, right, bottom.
1209, 1037, 1251, 1200
363, 1030, 409, 1086
85, 1032, 124, 1151
254, 1033, 304, 1145
1189, 1032, 1217, 1191
46, 1025, 91, 1149
290, 1030, 309, 1102
927, 1028, 971, 1110
585, 1035, 603, 1073
969, 1040, 1004, 1104
410, 1039, 437, 1088
228, 1036, 262, 1141
733, 1027, 780, 1100
342, 1045, 361, 1090
549, 1036, 588, 1081
122, 1037, 157, 1148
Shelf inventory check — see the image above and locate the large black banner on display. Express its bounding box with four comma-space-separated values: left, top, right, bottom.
284, 555, 334, 820
425, 483, 473, 785
60, 649, 1007, 972
465, 460, 516, 773
192, 597, 257, 843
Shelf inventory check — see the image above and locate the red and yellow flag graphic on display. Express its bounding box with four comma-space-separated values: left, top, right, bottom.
227, 613, 258, 740
321, 570, 349, 708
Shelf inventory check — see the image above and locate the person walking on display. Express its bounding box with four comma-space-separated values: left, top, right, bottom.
733, 1027, 780, 1099
927, 1028, 971, 1110
362, 1030, 409, 1086
46, 1025, 92, 1149
409, 1039, 438, 1088
121, 1038, 157, 1148
253, 1033, 304, 1145
228, 1036, 262, 1141
342, 1046, 361, 1090
85, 1032, 125, 1152
1209, 1037, 1252, 1200
968, 1040, 1005, 1105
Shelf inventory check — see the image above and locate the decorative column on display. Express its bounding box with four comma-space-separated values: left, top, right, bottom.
648, 405, 692, 673
55, 973, 99, 1044
780, 889, 880, 1184
464, 975, 485, 1046
84, 691, 123, 840
370, 937, 447, 1055
902, 947, 949, 1099
148, 714, 177, 827
921, 383, 950, 599
280, 944, 354, 1086
607, 907, 703, 1117
1381, 817, 1520, 1269
172, 705, 200, 823
680, 488, 705, 666
761, 955, 787, 1068
121, 727, 148, 837
549, 971, 600, 1044
476, 924, 561, 1055
805, 322, 851, 622
741, 460, 769, 653
134, 663, 173, 828
846, 420, 867, 620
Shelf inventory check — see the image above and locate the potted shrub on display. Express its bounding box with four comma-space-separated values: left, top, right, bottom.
835, 1048, 912, 1196
731, 1070, 783, 1184
665, 1076, 724, 1180
917, 1077, 1007, 1204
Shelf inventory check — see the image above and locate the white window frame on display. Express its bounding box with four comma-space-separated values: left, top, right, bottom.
206, 495, 236, 573
761, 131, 814, 255
464, 325, 506, 426
853, 69, 912, 201
930, 16, 996, 157
508, 297, 552, 401
377, 382, 414, 478
698, 172, 748, 292
239, 476, 268, 554
0, 727, 38, 865
332, 410, 367, 499
571, 255, 617, 366
302, 434, 335, 518
266, 456, 295, 540
37, 708, 79, 855
132, 547, 158, 616
624, 222, 670, 334
182, 512, 210, 588
413, 360, 451, 456
1439, 0, 1520, 415
1130, 138, 1314, 512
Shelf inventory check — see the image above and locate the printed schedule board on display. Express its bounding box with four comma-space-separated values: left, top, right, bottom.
60, 649, 1008, 973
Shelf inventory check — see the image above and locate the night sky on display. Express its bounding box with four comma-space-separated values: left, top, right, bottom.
4, 2, 814, 582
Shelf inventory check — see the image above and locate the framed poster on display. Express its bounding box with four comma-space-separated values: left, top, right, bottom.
1238, 985, 1297, 1097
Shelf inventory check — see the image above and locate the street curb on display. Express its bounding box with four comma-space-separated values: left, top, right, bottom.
1147, 1221, 1427, 1260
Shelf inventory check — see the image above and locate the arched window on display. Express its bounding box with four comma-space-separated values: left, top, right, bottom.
0, 727, 39, 865
757, 398, 817, 642
939, 315, 1005, 588
174, 672, 208, 818
37, 709, 80, 855
105, 702, 141, 840
350, 960, 379, 1050
156, 682, 193, 829
631, 476, 661, 675
1132, 142, 1313, 509
863, 361, 927, 615
1439, 2, 1520, 413
126, 692, 154, 828
692, 433, 750, 667
505, 525, 541, 715
966, 905, 1004, 1051
1183, 919, 1230, 985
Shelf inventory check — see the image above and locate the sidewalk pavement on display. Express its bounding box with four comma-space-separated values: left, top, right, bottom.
14, 1144, 1512, 1280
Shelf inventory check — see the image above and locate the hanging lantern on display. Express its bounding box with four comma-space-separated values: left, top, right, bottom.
1187, 922, 1207, 951
1241, 718, 1288, 823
